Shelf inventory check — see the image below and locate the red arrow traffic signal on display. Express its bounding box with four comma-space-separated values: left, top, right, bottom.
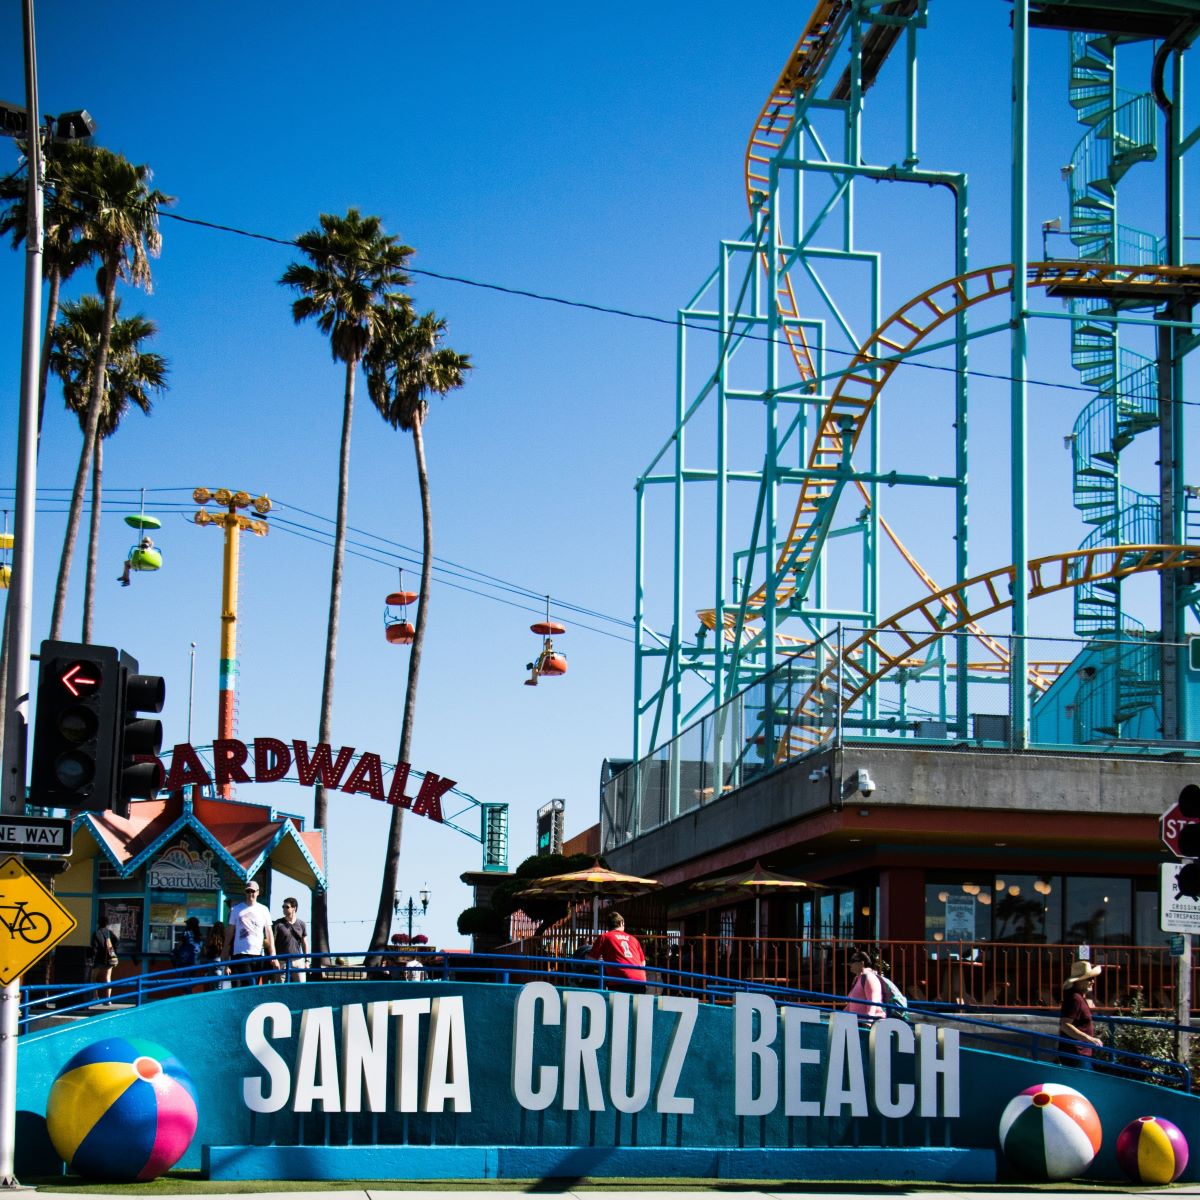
60, 662, 101, 698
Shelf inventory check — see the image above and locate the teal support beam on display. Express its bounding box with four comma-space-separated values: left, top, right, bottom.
1010, 0, 1029, 748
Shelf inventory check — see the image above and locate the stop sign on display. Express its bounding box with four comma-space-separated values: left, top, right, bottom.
1161, 803, 1199, 857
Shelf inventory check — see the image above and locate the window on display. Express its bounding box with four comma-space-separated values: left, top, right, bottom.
1065, 877, 1130, 945
992, 875, 1061, 943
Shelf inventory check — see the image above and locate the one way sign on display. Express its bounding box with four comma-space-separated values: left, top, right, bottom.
0, 814, 72, 856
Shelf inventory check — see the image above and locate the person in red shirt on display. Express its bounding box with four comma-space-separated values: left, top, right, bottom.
588, 911, 647, 993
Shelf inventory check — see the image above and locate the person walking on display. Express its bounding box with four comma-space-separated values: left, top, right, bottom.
222, 881, 278, 986
89, 915, 119, 1003
845, 950, 885, 1022
272, 897, 309, 982
1058, 959, 1104, 1068
587, 911, 647, 993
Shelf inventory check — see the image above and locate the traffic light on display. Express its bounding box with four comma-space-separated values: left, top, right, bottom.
114, 650, 165, 818
30, 641, 165, 815
31, 641, 121, 811
1178, 784, 1200, 901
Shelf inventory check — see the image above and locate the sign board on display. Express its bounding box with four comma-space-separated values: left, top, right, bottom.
1160, 802, 1198, 858
1160, 863, 1200, 934
0, 855, 77, 984
1169, 934, 1186, 957
1189, 635, 1200, 672
0, 813, 71, 856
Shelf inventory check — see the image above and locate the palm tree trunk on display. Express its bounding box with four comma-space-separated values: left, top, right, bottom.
371, 414, 432, 951
49, 256, 117, 641
82, 438, 102, 643
310, 357, 356, 955
38, 267, 62, 446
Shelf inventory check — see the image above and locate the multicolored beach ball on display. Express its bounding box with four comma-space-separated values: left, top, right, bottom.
998, 1082, 1102, 1180
1116, 1115, 1189, 1184
45, 1038, 198, 1181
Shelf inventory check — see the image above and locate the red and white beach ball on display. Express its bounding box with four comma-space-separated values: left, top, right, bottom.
1116, 1115, 1189, 1184
998, 1082, 1102, 1180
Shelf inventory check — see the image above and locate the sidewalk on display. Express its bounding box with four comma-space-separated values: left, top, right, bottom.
29, 1188, 1200, 1198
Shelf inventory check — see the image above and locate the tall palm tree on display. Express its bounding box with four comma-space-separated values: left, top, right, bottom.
364, 306, 471, 951
49, 296, 167, 641
0, 138, 97, 757
47, 148, 171, 641
0, 137, 98, 440
280, 209, 413, 954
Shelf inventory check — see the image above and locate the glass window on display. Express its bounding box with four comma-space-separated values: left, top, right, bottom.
1065, 877, 1130, 945
924, 878, 993, 944
838, 891, 855, 938
819, 893, 835, 938
992, 874, 1062, 943
1135, 880, 1164, 948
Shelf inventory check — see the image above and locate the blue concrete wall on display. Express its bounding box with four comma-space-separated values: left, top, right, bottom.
17, 981, 1199, 1182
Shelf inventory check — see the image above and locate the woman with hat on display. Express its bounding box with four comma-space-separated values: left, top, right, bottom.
1058, 959, 1104, 1067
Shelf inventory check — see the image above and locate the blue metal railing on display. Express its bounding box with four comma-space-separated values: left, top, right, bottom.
19, 952, 1194, 1092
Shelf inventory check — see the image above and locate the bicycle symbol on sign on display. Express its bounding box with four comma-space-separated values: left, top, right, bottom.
0, 897, 52, 944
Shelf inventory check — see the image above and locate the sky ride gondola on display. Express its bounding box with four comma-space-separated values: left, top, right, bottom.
384, 574, 418, 645
117, 495, 163, 585
525, 596, 567, 686
0, 523, 11, 590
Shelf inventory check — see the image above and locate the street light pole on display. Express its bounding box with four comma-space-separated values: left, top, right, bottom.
393, 887, 430, 940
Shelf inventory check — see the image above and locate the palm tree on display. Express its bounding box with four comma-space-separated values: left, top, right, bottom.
364, 306, 471, 951
49, 296, 167, 641
280, 209, 413, 954
0, 137, 98, 440
0, 138, 97, 756
47, 148, 171, 641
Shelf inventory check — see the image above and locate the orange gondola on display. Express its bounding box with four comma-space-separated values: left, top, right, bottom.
524, 595, 568, 684
384, 573, 418, 645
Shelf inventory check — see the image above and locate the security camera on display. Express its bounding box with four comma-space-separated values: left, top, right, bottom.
855, 768, 875, 797
808, 766, 829, 782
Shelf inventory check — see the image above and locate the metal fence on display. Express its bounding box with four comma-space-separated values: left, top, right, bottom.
509, 933, 1195, 1016
603, 628, 1197, 850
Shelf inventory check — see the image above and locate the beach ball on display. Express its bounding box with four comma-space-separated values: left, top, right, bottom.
1117, 1116, 1189, 1184
46, 1038, 198, 1181
998, 1082, 1102, 1180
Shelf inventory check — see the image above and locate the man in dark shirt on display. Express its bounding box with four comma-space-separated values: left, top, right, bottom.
273, 897, 309, 982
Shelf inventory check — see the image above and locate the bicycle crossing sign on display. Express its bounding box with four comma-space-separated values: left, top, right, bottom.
0, 856, 76, 984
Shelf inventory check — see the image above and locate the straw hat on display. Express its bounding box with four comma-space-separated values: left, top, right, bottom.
1064, 959, 1102, 987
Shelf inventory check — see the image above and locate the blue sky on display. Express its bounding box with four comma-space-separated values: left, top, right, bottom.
1, 3, 1191, 948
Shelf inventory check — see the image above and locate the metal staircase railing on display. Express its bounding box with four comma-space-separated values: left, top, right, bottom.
1063, 32, 1162, 734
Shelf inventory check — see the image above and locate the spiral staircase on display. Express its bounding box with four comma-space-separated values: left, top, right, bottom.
1063, 31, 1162, 739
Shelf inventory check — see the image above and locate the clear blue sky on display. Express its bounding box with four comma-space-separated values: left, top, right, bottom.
1, 3, 1189, 948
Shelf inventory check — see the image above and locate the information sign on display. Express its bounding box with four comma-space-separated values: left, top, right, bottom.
0, 856, 77, 984
1160, 863, 1200, 935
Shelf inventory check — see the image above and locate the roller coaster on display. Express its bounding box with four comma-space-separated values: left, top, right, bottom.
623, 0, 1200, 830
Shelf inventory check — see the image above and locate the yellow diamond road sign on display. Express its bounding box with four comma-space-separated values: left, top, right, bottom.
0, 855, 76, 985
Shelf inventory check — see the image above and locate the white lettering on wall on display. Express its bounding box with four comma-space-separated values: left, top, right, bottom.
341, 1000, 390, 1113
512, 981, 560, 1110
654, 996, 697, 1114
918, 1024, 960, 1118
391, 997, 432, 1112
868, 1018, 915, 1118
734, 993, 778, 1116
294, 1006, 341, 1112
823, 1012, 869, 1117
243, 1002, 292, 1113
423, 996, 472, 1112
608, 994, 654, 1114
562, 992, 608, 1112
781, 1006, 822, 1117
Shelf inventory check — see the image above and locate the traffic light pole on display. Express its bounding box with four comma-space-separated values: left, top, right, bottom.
0, 0, 42, 1188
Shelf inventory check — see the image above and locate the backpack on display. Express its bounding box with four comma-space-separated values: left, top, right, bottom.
879, 973, 911, 1020
171, 932, 198, 968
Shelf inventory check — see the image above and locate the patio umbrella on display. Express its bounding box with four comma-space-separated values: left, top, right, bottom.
690, 861, 826, 941
516, 860, 659, 940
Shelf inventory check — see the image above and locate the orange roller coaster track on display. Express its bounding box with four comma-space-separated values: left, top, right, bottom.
774, 544, 1200, 759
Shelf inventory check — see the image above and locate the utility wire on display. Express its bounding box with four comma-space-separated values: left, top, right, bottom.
143, 204, 1197, 405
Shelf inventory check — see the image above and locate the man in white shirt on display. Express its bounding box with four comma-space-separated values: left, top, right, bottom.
222, 881, 278, 986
